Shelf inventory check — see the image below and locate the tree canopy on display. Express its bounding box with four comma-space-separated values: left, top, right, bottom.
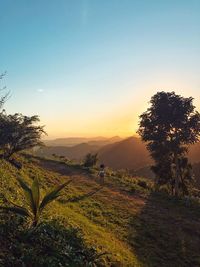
0, 112, 46, 158
0, 72, 45, 159
138, 91, 200, 196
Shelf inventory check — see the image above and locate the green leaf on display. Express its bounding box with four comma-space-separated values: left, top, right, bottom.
0, 206, 30, 217
39, 180, 72, 212
17, 177, 32, 207
17, 177, 35, 215
17, 177, 31, 193
31, 176, 40, 214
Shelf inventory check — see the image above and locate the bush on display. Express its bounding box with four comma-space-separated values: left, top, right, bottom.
0, 214, 105, 266
116, 169, 130, 179
83, 153, 98, 168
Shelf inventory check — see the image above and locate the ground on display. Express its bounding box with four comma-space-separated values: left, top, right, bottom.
0, 155, 200, 266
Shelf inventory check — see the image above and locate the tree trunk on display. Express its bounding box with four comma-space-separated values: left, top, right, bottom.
174, 153, 179, 197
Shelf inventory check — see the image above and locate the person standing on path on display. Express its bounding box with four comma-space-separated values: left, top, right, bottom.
98, 164, 105, 184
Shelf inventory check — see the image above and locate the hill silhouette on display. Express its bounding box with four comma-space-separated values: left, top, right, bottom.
37, 137, 200, 175
44, 136, 122, 147
98, 136, 152, 170
36, 143, 99, 160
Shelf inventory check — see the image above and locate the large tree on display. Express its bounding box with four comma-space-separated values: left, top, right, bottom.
0, 112, 46, 158
138, 91, 200, 196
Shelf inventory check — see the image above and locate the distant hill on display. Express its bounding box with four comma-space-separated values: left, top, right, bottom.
37, 136, 122, 161
87, 136, 122, 146
36, 143, 99, 160
44, 136, 122, 147
133, 166, 155, 180
98, 136, 152, 170
38, 136, 200, 176
36, 136, 152, 171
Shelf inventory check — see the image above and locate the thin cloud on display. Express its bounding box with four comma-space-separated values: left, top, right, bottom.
37, 89, 44, 93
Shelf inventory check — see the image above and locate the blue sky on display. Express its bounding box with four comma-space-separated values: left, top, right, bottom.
0, 0, 200, 138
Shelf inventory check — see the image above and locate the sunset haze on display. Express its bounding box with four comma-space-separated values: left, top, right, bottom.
1, 0, 200, 138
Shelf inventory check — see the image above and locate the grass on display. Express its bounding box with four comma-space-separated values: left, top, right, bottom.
1, 155, 200, 266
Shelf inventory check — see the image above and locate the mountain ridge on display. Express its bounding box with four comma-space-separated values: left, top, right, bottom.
44, 136, 122, 147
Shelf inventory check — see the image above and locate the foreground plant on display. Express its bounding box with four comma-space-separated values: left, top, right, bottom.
0, 176, 71, 227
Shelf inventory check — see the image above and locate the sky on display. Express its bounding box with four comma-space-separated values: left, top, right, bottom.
0, 0, 200, 139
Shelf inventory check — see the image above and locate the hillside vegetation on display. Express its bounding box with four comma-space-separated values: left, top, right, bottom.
35, 136, 200, 185
1, 155, 200, 266
36, 143, 99, 160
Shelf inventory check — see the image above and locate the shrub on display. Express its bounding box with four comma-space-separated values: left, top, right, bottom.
0, 214, 105, 266
83, 153, 98, 168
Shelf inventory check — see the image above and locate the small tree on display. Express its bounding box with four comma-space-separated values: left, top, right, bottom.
138, 91, 200, 196
83, 153, 98, 168
0, 113, 46, 158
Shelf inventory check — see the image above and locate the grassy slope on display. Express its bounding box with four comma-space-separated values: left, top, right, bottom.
1, 156, 200, 266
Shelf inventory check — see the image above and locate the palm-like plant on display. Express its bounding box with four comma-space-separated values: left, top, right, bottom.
0, 177, 71, 227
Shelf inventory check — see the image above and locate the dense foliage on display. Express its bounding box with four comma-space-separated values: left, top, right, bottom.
0, 214, 103, 267
0, 113, 45, 159
0, 74, 45, 159
138, 91, 200, 196
83, 153, 98, 168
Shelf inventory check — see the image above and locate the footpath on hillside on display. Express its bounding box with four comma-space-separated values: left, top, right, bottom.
25, 156, 200, 267
36, 157, 147, 204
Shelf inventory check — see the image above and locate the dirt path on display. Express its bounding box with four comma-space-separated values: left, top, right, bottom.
35, 158, 146, 206
27, 156, 200, 267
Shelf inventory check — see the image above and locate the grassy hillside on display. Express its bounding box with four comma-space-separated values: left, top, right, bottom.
1, 155, 200, 266
36, 137, 200, 175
